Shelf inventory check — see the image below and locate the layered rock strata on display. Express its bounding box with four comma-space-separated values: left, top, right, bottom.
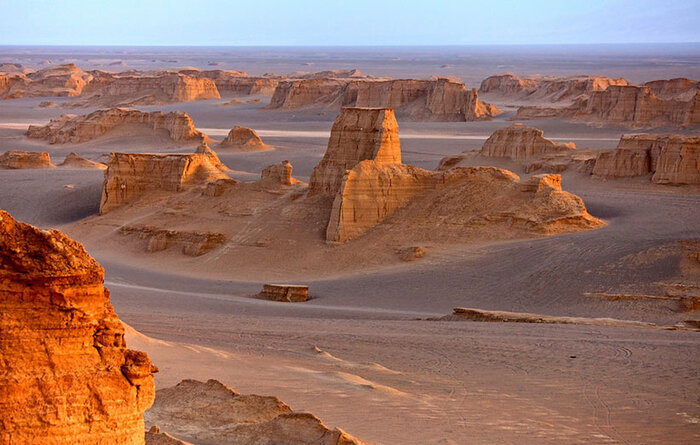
0, 150, 55, 169
479, 73, 629, 103
308, 107, 401, 196
218, 126, 271, 151
0, 209, 157, 444
480, 124, 576, 161
27, 108, 207, 144
0, 64, 93, 100
99, 153, 230, 213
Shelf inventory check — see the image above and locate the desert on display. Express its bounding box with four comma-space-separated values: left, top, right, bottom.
1, 4, 700, 445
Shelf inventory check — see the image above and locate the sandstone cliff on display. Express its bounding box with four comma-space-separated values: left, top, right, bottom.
479, 73, 629, 103
308, 107, 401, 196
178, 69, 279, 96
593, 134, 700, 184
218, 126, 271, 151
99, 152, 230, 213
27, 108, 208, 144
0, 64, 93, 100
0, 150, 55, 169
327, 163, 603, 243
480, 123, 576, 161
0, 209, 157, 444
144, 379, 369, 445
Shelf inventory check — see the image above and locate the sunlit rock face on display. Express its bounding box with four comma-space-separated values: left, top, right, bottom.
480, 123, 576, 161
0, 209, 157, 445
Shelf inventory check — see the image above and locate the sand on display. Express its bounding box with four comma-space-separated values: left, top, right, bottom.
1, 47, 699, 444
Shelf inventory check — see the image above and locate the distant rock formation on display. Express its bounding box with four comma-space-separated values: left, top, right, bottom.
593, 134, 700, 184
195, 142, 230, 171
144, 379, 369, 445
99, 152, 230, 213
479, 73, 629, 103
327, 163, 602, 243
218, 125, 272, 151
308, 107, 401, 196
0, 209, 157, 444
59, 152, 107, 169
27, 108, 208, 144
268, 78, 500, 121
260, 160, 299, 186
178, 69, 278, 96
480, 123, 576, 160
119, 225, 226, 256
0, 64, 93, 100
0, 150, 55, 169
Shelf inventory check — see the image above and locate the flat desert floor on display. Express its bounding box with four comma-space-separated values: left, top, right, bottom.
0, 47, 698, 444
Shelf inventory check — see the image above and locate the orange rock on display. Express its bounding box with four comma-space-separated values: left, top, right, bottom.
308, 107, 401, 196
179, 69, 279, 96
479, 73, 629, 103
59, 152, 107, 169
195, 142, 230, 171
480, 123, 576, 161
0, 150, 55, 169
218, 126, 271, 151
260, 160, 299, 186
0, 64, 93, 100
0, 209, 156, 444
27, 108, 208, 144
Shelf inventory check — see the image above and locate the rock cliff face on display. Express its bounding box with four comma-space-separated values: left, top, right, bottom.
218, 126, 271, 151
643, 78, 699, 102
0, 209, 156, 444
179, 69, 279, 96
480, 124, 576, 161
327, 163, 602, 243
144, 379, 368, 445
99, 152, 230, 213
593, 134, 700, 184
479, 73, 629, 103
27, 108, 207, 144
0, 64, 93, 100
268, 78, 499, 121
0, 150, 55, 169
59, 152, 107, 169
308, 107, 401, 196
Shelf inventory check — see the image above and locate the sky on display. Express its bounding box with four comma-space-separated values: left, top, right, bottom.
0, 0, 698, 46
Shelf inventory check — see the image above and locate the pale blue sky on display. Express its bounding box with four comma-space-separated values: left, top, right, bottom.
0, 0, 698, 46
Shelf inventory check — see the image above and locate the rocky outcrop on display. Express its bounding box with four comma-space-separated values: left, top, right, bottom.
593, 134, 700, 184
179, 69, 279, 96
195, 142, 230, 171
119, 225, 226, 256
308, 107, 401, 196
268, 78, 499, 121
59, 152, 107, 169
0, 209, 156, 444
260, 160, 299, 186
27, 108, 207, 144
99, 153, 230, 213
259, 284, 309, 302
479, 73, 629, 103
643, 78, 699, 102
481, 124, 576, 161
218, 126, 271, 151
0, 150, 55, 169
0, 64, 93, 100
327, 163, 602, 243
144, 379, 368, 445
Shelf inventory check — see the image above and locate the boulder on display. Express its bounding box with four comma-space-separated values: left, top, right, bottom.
308, 107, 401, 196
259, 284, 309, 302
59, 152, 107, 169
0, 150, 55, 169
26, 108, 208, 144
218, 126, 271, 151
0, 209, 157, 444
99, 152, 230, 214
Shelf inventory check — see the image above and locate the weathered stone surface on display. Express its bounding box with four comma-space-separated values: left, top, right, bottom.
260, 160, 299, 186
0, 150, 55, 169
0, 209, 156, 444
479, 73, 629, 103
178, 69, 278, 96
195, 142, 230, 171
309, 107, 401, 196
99, 152, 230, 213
27, 108, 207, 144
327, 162, 602, 243
643, 78, 699, 102
119, 225, 227, 256
593, 134, 700, 184
0, 64, 93, 100
268, 78, 351, 109
144, 379, 369, 445
218, 125, 271, 151
259, 284, 309, 302
59, 152, 107, 169
480, 124, 576, 161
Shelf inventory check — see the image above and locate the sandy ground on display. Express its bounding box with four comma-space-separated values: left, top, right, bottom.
0, 49, 699, 444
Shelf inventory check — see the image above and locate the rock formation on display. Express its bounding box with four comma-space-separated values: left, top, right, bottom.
119, 225, 226, 256
593, 134, 700, 184
260, 160, 299, 186
218, 126, 271, 151
27, 108, 208, 144
99, 152, 230, 213
268, 78, 500, 121
480, 124, 576, 161
479, 73, 629, 103
643, 78, 699, 102
308, 107, 401, 196
259, 284, 309, 302
0, 64, 93, 100
0, 150, 55, 169
59, 152, 108, 169
0, 209, 156, 444
327, 163, 602, 243
195, 142, 230, 171
178, 69, 279, 96
144, 379, 368, 445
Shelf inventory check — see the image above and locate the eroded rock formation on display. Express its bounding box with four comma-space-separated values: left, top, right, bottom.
59, 152, 107, 169
195, 142, 230, 171
593, 133, 700, 184
308, 107, 401, 196
27, 108, 207, 144
260, 160, 299, 186
179, 69, 279, 96
99, 152, 230, 213
0, 64, 93, 100
218, 126, 271, 151
0, 209, 156, 444
479, 73, 629, 103
0, 150, 55, 169
144, 379, 368, 445
480, 124, 576, 161
259, 284, 309, 302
